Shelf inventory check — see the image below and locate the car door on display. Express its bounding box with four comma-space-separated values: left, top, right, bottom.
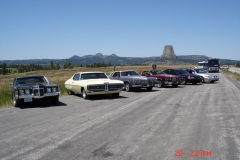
72, 74, 81, 93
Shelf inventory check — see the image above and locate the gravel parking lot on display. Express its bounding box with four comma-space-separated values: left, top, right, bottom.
0, 73, 240, 160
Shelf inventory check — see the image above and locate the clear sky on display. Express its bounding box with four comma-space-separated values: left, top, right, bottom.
0, 0, 240, 60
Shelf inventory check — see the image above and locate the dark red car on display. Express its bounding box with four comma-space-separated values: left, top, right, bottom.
163, 68, 202, 85
139, 70, 181, 87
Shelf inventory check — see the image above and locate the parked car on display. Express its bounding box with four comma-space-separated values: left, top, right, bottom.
220, 65, 229, 69
163, 68, 202, 85
185, 68, 219, 83
65, 72, 124, 99
11, 75, 60, 107
138, 70, 180, 87
109, 70, 158, 91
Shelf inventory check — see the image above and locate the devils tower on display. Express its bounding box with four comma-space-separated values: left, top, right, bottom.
160, 45, 177, 59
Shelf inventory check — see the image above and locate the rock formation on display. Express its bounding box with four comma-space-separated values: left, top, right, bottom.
160, 45, 177, 59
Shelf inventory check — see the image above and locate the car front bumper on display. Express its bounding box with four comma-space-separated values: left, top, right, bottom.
16, 92, 60, 99
86, 90, 121, 95
204, 77, 219, 82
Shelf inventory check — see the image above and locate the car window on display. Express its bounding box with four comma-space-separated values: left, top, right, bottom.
150, 70, 164, 74
175, 69, 189, 74
121, 71, 139, 76
169, 70, 176, 75
16, 77, 47, 85
163, 70, 169, 74
81, 73, 108, 80
142, 71, 150, 75
113, 72, 120, 77
73, 74, 80, 81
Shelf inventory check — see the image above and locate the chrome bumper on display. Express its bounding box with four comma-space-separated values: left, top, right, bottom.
16, 92, 60, 99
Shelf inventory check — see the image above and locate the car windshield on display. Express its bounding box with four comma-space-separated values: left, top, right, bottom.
150, 70, 164, 74
175, 69, 189, 75
81, 73, 108, 80
121, 71, 140, 76
16, 77, 47, 85
194, 69, 207, 73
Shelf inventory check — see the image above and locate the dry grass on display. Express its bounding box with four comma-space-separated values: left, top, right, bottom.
221, 69, 240, 82
0, 64, 196, 108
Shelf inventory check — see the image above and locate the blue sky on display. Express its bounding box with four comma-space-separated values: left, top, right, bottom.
0, 0, 240, 60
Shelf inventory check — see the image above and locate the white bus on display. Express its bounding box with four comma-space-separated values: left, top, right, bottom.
197, 61, 208, 70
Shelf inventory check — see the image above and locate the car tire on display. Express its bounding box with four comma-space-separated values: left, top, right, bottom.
51, 96, 59, 105
82, 89, 88, 99
156, 80, 163, 88
192, 82, 197, 85
146, 87, 152, 91
125, 83, 131, 92
181, 79, 186, 85
210, 81, 215, 83
112, 93, 119, 98
172, 84, 178, 87
68, 90, 74, 95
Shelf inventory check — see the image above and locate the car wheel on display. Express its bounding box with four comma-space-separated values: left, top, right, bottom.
156, 80, 163, 88
192, 82, 197, 85
146, 87, 152, 91
201, 77, 205, 83
112, 93, 119, 98
210, 81, 215, 83
51, 96, 59, 105
82, 89, 88, 99
68, 90, 74, 95
12, 95, 21, 107
172, 84, 178, 87
125, 83, 131, 92
181, 79, 186, 85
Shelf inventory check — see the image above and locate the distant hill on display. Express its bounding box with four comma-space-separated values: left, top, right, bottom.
2, 53, 238, 66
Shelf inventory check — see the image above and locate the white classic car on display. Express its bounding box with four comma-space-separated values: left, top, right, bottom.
64, 72, 124, 99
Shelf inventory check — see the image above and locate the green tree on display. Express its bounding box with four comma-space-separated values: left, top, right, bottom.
63, 62, 74, 69
50, 60, 54, 69
2, 63, 7, 75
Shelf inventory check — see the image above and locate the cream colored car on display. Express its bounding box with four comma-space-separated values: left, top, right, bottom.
65, 72, 124, 99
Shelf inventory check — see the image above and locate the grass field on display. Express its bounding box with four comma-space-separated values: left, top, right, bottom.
0, 64, 196, 108
221, 69, 240, 82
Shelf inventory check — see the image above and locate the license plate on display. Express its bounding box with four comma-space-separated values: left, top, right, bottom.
168, 82, 172, 84
24, 98, 32, 102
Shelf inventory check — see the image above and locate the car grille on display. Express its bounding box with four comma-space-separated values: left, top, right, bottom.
33, 88, 44, 96
88, 85, 105, 91
108, 83, 123, 91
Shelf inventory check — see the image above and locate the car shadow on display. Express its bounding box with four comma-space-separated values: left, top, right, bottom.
161, 85, 187, 88
130, 88, 160, 93
73, 94, 128, 100
18, 100, 67, 109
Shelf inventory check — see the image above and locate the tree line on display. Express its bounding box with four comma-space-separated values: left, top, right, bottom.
236, 61, 240, 67
1, 61, 113, 75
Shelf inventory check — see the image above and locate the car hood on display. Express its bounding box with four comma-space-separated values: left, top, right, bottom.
14, 83, 58, 88
66, 79, 124, 85
196, 73, 218, 77
122, 76, 156, 80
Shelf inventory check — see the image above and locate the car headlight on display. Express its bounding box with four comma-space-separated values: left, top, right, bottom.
47, 88, 52, 93
52, 87, 57, 93
19, 89, 24, 95
25, 89, 30, 95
